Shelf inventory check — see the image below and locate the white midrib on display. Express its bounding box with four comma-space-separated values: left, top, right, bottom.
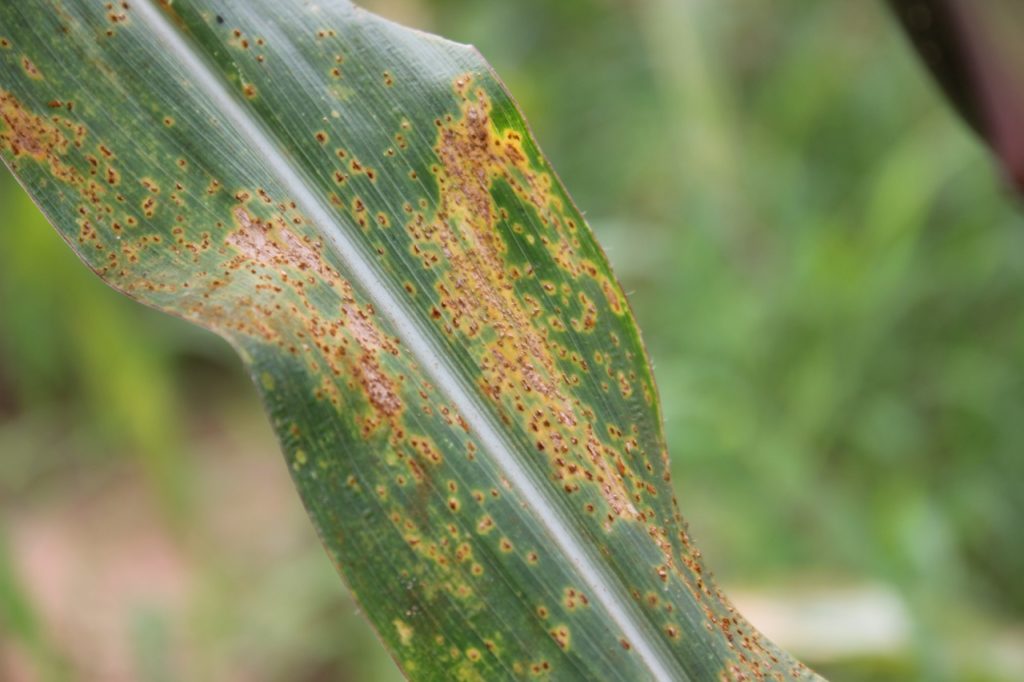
134, 2, 683, 679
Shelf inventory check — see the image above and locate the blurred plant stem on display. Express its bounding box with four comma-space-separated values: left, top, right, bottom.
636, 0, 749, 252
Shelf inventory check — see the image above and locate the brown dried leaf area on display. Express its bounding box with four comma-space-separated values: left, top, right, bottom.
223, 205, 404, 425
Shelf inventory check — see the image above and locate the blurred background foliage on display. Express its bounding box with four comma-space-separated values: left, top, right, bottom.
2, 0, 1024, 680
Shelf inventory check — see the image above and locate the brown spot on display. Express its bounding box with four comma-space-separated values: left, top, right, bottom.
356, 355, 402, 418
228, 207, 337, 281
1, 93, 65, 160
20, 56, 42, 80
549, 626, 570, 651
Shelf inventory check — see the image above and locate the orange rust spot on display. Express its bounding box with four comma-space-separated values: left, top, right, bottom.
549, 626, 570, 651
476, 515, 494, 534
529, 661, 551, 676
20, 56, 42, 80
0, 92, 69, 161
563, 587, 589, 610
356, 354, 402, 418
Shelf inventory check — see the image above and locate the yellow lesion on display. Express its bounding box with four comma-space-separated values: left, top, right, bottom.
393, 618, 414, 646
0, 90, 71, 162
548, 625, 571, 651
415, 77, 654, 533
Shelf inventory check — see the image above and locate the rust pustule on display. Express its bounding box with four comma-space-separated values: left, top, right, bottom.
0, 90, 68, 160
357, 353, 402, 419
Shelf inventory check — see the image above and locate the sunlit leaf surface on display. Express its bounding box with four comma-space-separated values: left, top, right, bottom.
0, 2, 819, 679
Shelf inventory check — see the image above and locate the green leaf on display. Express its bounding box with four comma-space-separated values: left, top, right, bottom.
0, 2, 819, 679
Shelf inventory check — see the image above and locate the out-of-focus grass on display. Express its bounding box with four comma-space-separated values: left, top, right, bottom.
1, 0, 1023, 680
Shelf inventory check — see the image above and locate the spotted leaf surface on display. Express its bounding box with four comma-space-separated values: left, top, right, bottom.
0, 2, 820, 680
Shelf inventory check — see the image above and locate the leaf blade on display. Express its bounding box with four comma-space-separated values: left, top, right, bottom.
0, 1, 818, 679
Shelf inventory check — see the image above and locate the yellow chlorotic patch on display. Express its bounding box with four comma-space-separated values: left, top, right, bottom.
393, 618, 414, 646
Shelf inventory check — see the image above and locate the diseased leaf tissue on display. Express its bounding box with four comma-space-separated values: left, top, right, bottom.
0, 1, 819, 680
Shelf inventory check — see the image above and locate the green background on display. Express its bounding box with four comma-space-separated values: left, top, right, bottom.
1, 1, 1022, 680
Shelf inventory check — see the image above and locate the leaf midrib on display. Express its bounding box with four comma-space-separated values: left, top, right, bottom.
131, 1, 685, 679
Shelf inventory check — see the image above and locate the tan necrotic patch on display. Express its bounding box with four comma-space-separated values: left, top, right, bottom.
224, 205, 403, 426
1, 90, 72, 161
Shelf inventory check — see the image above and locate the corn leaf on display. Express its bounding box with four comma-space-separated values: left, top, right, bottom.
0, 2, 819, 679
